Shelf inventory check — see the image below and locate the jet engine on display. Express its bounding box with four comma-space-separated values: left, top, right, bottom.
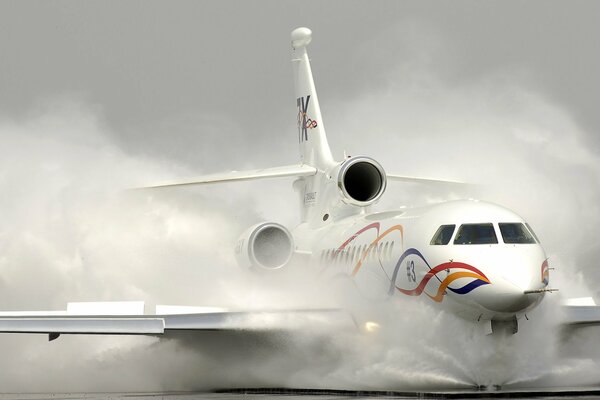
235, 222, 294, 271
336, 156, 387, 206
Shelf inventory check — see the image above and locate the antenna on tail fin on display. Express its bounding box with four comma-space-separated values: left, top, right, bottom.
292, 27, 335, 170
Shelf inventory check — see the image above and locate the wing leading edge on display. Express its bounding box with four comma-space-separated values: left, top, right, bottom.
5, 302, 600, 341
562, 305, 600, 327
0, 303, 356, 341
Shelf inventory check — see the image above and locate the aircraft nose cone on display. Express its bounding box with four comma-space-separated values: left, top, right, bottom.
473, 249, 547, 315
476, 278, 544, 314
499, 288, 541, 313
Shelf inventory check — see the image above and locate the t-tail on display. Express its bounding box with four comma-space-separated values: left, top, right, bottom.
142, 27, 464, 226
291, 27, 335, 170
143, 27, 337, 225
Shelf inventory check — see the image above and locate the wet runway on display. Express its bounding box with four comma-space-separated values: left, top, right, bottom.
3, 388, 600, 400
222, 387, 600, 398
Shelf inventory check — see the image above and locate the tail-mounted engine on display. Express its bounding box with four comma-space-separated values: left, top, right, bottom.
235, 222, 294, 271
336, 156, 387, 206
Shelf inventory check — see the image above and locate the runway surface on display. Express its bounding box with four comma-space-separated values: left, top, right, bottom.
3, 388, 600, 400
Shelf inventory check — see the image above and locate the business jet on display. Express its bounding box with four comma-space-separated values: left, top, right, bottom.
0, 27, 595, 340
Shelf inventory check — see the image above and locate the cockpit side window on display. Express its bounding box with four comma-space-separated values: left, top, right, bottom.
430, 224, 456, 245
526, 223, 540, 243
454, 223, 498, 245
499, 223, 536, 244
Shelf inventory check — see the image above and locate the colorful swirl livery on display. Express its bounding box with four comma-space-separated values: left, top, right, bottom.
392, 251, 491, 302
334, 223, 491, 303
330, 222, 404, 277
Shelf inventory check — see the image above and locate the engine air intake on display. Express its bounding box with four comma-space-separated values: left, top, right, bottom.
337, 156, 387, 206
235, 222, 294, 271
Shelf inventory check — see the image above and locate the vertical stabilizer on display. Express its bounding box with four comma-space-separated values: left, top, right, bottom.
292, 28, 335, 170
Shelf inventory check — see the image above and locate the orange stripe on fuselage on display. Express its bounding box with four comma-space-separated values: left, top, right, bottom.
427, 271, 490, 302
350, 225, 404, 277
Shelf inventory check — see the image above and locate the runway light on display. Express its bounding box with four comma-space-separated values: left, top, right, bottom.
364, 321, 380, 333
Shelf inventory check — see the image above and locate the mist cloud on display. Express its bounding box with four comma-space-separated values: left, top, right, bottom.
1, 18, 600, 392
0, 98, 275, 391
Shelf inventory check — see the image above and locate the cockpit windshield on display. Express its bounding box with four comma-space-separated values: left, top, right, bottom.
454, 223, 498, 245
430, 224, 456, 245
499, 223, 536, 244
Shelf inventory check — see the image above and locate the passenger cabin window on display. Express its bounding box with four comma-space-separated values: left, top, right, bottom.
499, 223, 536, 244
430, 224, 456, 245
454, 223, 498, 245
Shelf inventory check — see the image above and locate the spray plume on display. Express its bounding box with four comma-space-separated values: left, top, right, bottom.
1, 25, 600, 391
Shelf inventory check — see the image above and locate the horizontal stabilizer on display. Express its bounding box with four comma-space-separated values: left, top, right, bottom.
386, 174, 469, 185
141, 164, 317, 189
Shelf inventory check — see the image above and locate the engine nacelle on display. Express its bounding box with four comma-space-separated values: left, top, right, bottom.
336, 156, 387, 206
235, 222, 294, 271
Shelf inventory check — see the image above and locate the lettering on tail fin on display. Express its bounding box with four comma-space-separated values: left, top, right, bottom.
297, 95, 317, 142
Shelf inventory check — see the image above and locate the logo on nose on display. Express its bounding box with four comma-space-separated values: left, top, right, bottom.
393, 252, 491, 303
541, 259, 549, 286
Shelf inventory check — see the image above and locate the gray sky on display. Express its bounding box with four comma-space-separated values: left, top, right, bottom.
1, 1, 599, 168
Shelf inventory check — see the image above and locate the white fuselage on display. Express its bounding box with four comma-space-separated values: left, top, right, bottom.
294, 199, 548, 322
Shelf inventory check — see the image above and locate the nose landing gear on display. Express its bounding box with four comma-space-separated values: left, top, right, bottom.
491, 316, 518, 335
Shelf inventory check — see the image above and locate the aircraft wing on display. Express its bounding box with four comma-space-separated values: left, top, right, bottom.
562, 305, 600, 327
0, 302, 356, 341
142, 164, 317, 189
